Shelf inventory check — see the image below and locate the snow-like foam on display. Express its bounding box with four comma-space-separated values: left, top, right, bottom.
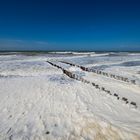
0, 52, 140, 139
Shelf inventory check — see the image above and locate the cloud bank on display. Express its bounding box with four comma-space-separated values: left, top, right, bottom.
0, 39, 49, 51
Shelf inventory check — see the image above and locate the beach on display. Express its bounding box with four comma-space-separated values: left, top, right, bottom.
0, 52, 140, 140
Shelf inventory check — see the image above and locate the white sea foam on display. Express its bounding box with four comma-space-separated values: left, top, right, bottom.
0, 52, 140, 140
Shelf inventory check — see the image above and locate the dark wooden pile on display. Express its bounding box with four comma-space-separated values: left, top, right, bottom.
59, 61, 136, 85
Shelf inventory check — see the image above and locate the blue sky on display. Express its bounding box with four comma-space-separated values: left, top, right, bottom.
0, 0, 140, 51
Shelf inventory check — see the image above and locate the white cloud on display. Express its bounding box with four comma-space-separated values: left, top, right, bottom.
35, 41, 48, 45
0, 39, 49, 50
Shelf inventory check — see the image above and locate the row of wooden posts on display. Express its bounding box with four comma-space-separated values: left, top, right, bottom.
59, 61, 136, 85
47, 61, 137, 109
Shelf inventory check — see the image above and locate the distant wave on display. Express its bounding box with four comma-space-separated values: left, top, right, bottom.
49, 51, 96, 55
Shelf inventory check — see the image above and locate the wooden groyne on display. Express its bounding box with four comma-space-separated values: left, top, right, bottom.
59, 61, 136, 85
47, 61, 138, 109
